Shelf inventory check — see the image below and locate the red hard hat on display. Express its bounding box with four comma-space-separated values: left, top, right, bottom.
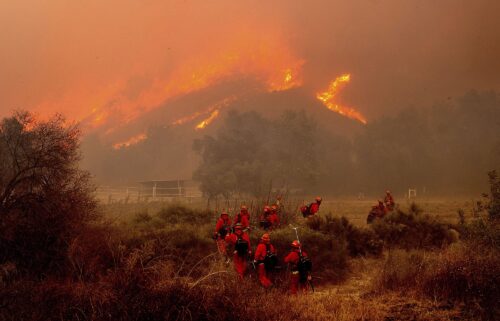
261, 233, 270, 241
291, 240, 300, 248
234, 223, 243, 230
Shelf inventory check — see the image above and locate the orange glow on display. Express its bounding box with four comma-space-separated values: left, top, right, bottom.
36, 36, 304, 133
172, 96, 236, 126
195, 109, 220, 130
112, 133, 147, 150
316, 74, 367, 124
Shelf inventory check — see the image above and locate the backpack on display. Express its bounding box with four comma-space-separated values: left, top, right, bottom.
297, 254, 312, 282
219, 223, 230, 238
264, 244, 278, 271
234, 237, 248, 256
300, 205, 311, 218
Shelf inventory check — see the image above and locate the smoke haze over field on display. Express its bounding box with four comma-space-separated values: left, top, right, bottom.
1, 0, 500, 122
1, 1, 500, 193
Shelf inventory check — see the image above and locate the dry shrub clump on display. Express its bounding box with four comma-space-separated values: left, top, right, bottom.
307, 214, 384, 257
373, 244, 500, 320
256, 226, 351, 282
371, 204, 458, 249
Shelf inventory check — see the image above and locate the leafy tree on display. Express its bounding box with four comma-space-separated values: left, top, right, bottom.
193, 110, 271, 198
0, 111, 98, 275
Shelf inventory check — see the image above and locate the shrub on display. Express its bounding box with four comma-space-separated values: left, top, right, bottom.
372, 249, 434, 291
373, 244, 500, 320
423, 244, 500, 320
133, 210, 152, 224
307, 214, 384, 257
371, 206, 457, 249
157, 204, 213, 225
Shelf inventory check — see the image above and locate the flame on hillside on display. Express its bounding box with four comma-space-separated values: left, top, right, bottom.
39, 36, 304, 133
171, 96, 236, 127
196, 109, 220, 130
113, 133, 148, 150
316, 74, 367, 124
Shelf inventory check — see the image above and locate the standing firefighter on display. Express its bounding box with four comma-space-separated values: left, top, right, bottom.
254, 233, 277, 288
233, 206, 250, 230
225, 223, 251, 280
240, 205, 251, 222
260, 205, 271, 230
268, 205, 280, 230
284, 240, 312, 295
214, 211, 232, 255
384, 190, 395, 211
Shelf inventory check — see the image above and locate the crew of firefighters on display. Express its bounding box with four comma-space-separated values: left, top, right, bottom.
214, 192, 396, 294
213, 197, 321, 294
367, 190, 396, 223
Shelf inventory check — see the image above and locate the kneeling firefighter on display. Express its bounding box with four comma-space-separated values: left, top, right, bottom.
284, 240, 312, 295
225, 223, 251, 279
254, 233, 277, 288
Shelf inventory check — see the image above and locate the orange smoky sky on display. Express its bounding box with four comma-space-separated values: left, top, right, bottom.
1, 0, 499, 124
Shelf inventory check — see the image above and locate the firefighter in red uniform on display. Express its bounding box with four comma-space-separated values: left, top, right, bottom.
240, 205, 250, 221
225, 223, 251, 280
214, 211, 231, 255
268, 205, 280, 230
254, 233, 276, 288
284, 240, 311, 295
309, 196, 322, 215
384, 190, 395, 211
260, 205, 271, 230
378, 200, 387, 215
233, 207, 250, 230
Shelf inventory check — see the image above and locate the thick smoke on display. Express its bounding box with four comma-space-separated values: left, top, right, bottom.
1, 0, 499, 120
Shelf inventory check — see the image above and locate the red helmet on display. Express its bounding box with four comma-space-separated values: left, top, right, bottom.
263, 205, 271, 212
234, 223, 243, 230
291, 240, 300, 248
261, 233, 270, 241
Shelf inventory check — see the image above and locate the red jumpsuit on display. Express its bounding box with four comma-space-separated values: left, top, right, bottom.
225, 232, 251, 279
233, 213, 250, 229
254, 242, 276, 288
284, 250, 309, 295
309, 202, 320, 215
384, 194, 395, 211
268, 212, 280, 230
214, 217, 231, 254
240, 209, 250, 221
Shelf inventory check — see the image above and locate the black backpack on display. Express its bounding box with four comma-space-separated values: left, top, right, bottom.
297, 254, 312, 282
234, 237, 248, 256
264, 244, 278, 271
300, 204, 312, 218
219, 223, 230, 238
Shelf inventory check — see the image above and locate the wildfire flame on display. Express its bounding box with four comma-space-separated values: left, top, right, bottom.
51, 37, 305, 133
316, 74, 367, 124
171, 96, 236, 127
195, 109, 220, 130
113, 133, 148, 150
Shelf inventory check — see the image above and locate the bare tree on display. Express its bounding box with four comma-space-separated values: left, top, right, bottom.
0, 111, 98, 275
